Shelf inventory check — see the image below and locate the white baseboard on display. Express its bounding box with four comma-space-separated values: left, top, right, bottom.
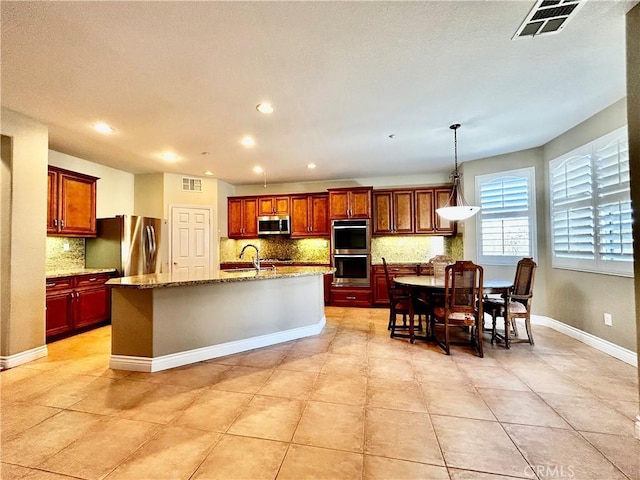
531, 315, 638, 367
0, 345, 48, 370
111, 316, 326, 372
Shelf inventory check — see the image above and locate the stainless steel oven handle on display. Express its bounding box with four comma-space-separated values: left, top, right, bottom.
333, 254, 369, 258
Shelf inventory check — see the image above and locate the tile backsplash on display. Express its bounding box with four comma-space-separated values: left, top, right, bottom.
46, 237, 85, 272
220, 237, 331, 264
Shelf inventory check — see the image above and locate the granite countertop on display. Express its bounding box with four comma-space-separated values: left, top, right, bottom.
108, 266, 334, 289
46, 268, 117, 279
220, 260, 330, 265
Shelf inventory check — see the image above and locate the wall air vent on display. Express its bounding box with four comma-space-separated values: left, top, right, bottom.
513, 0, 586, 39
182, 177, 202, 192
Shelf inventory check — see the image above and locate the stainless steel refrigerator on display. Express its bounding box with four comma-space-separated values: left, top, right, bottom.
85, 215, 167, 277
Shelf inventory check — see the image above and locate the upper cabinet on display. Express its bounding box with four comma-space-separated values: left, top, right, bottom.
228, 197, 258, 238
47, 166, 98, 237
374, 185, 456, 236
290, 193, 329, 238
373, 190, 414, 234
258, 196, 290, 216
328, 187, 372, 219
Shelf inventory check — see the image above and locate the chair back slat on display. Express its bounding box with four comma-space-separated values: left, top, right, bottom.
444, 261, 484, 315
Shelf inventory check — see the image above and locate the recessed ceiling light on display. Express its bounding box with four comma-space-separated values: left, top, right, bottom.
256, 103, 274, 114
93, 122, 114, 134
307, 163, 317, 169
241, 136, 256, 148
203, 171, 214, 176
253, 166, 264, 174
160, 152, 178, 162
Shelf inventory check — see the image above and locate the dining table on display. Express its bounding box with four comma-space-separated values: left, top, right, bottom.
392, 275, 514, 345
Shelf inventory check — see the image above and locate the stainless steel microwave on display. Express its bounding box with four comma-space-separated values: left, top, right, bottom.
257, 215, 290, 235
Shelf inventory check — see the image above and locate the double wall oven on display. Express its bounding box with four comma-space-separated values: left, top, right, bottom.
331, 219, 371, 286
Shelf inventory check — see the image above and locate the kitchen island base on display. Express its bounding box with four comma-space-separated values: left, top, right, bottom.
109, 272, 327, 372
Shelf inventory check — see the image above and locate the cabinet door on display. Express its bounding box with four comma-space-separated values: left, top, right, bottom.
309, 194, 329, 236
74, 287, 111, 329
47, 170, 58, 234
46, 292, 74, 337
290, 195, 310, 237
242, 198, 258, 237
435, 188, 455, 234
228, 199, 244, 238
372, 270, 390, 305
274, 196, 290, 215
415, 189, 435, 233
58, 172, 97, 236
258, 197, 275, 216
349, 190, 371, 218
373, 191, 393, 234
329, 191, 349, 219
393, 190, 414, 233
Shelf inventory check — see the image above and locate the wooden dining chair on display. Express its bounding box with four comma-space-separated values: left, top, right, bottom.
382, 257, 428, 338
431, 260, 484, 357
483, 257, 537, 347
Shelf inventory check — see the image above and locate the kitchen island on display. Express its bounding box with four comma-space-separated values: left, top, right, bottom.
107, 266, 333, 372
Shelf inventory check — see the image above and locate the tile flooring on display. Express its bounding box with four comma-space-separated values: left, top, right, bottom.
1, 307, 639, 480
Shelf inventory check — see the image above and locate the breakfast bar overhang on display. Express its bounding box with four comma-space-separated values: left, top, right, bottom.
107, 266, 333, 372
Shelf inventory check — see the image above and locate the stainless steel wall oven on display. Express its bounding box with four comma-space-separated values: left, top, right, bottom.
331, 219, 371, 286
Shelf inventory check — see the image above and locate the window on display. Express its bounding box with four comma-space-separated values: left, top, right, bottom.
476, 167, 536, 265
549, 126, 631, 276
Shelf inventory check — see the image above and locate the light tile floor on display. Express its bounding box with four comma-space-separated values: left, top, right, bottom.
1, 307, 639, 480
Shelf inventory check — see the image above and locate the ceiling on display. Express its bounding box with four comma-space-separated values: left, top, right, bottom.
1, 1, 635, 186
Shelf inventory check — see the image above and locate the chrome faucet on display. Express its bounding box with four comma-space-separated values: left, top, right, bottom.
239, 244, 261, 272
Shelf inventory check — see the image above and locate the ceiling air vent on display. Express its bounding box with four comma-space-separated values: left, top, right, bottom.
513, 0, 586, 39
182, 177, 202, 192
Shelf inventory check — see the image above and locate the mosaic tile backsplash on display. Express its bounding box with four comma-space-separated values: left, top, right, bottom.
220, 237, 331, 264
46, 237, 85, 272
221, 234, 463, 265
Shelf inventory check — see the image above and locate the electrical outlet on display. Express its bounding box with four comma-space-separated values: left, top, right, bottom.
603, 313, 613, 326
63, 242, 70, 252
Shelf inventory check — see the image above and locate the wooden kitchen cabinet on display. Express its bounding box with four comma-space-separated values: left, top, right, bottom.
228, 197, 258, 238
371, 264, 420, 306
434, 187, 456, 234
46, 272, 112, 339
330, 285, 372, 307
328, 187, 372, 219
373, 190, 414, 234
373, 186, 455, 236
290, 193, 330, 237
47, 166, 98, 237
258, 196, 290, 216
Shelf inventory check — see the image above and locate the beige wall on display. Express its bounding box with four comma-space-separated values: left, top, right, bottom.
542, 100, 635, 352
134, 173, 164, 219
48, 150, 134, 217
461, 148, 548, 315
0, 108, 49, 357
625, 4, 640, 416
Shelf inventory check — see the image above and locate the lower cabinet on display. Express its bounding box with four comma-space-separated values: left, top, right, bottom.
46, 273, 112, 339
371, 263, 433, 306
329, 285, 372, 307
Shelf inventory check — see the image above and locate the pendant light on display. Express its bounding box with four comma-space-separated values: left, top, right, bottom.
436, 123, 481, 221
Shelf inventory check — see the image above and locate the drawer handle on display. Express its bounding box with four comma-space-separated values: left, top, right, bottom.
346, 296, 356, 300
46, 282, 56, 287
89, 277, 98, 282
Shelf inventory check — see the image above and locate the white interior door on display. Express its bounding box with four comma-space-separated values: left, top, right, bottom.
171, 206, 211, 276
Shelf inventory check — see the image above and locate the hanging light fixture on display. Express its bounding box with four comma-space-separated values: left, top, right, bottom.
436, 123, 481, 221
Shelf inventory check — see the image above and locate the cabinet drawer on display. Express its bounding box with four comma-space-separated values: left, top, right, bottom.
330, 287, 372, 307
75, 273, 110, 288
46, 277, 74, 292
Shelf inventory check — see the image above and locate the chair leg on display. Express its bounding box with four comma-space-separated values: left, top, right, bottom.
504, 313, 511, 349
511, 317, 519, 337
387, 309, 393, 330
476, 321, 483, 358
491, 312, 498, 345
524, 315, 534, 345
443, 323, 451, 355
